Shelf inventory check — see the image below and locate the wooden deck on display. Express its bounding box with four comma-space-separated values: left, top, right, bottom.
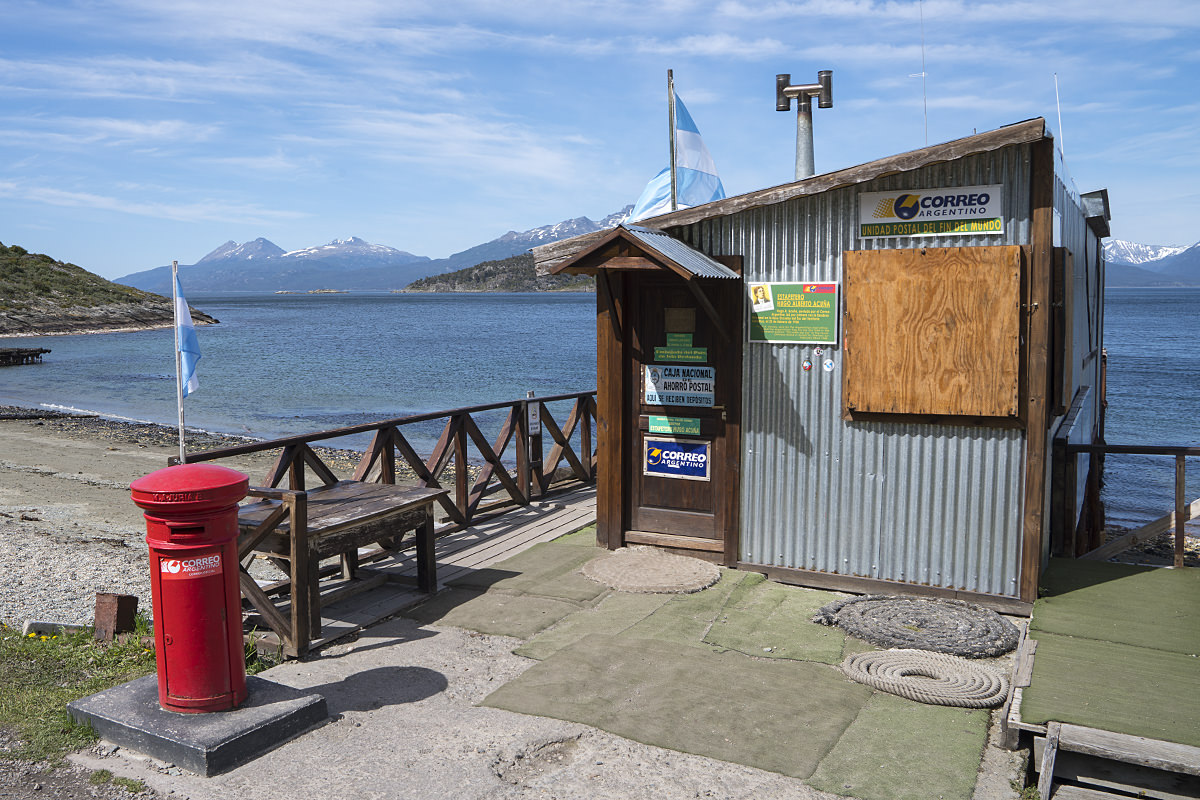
246, 486, 597, 654
1004, 559, 1200, 799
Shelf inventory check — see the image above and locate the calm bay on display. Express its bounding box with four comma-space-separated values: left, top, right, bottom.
1, 288, 1196, 533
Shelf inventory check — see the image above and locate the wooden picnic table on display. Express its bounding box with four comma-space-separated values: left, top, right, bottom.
236, 480, 446, 656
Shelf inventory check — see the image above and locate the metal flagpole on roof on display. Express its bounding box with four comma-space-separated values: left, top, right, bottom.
172, 260, 186, 464
668, 69, 678, 212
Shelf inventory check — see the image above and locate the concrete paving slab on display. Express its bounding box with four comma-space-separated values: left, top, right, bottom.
66, 674, 328, 776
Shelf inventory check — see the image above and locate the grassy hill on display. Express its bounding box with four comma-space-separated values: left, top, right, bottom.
0, 242, 215, 336
403, 253, 593, 293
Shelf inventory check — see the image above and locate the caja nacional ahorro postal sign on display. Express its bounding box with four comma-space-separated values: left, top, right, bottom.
859, 184, 1004, 238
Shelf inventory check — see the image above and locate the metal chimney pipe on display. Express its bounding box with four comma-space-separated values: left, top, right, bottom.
776, 70, 834, 180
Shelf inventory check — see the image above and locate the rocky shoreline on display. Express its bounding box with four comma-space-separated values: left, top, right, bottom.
0, 308, 217, 338
0, 404, 363, 471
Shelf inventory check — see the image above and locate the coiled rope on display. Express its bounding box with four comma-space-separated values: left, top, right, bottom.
812, 595, 1019, 658
841, 649, 1010, 708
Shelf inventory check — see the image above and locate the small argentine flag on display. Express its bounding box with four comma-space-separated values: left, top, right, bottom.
174, 271, 200, 398
629, 93, 726, 222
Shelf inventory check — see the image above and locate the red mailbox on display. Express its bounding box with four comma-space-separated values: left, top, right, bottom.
131, 464, 249, 713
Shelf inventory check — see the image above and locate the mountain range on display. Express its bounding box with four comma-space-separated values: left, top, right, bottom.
1104, 239, 1200, 287
113, 210, 1198, 293
117, 208, 632, 294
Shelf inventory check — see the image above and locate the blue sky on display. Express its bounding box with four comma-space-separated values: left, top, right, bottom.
2, 0, 1198, 280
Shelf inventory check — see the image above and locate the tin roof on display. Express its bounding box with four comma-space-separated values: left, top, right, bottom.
621, 225, 740, 279
545, 223, 740, 279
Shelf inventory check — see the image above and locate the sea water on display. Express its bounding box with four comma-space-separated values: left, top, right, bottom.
1099, 288, 1200, 532
1, 289, 1196, 531
0, 292, 599, 451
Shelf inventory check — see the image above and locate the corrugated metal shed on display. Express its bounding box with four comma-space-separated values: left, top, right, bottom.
536, 117, 1107, 610
675, 147, 1034, 598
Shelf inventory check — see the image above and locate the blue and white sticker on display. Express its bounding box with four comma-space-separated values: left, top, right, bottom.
643, 437, 710, 482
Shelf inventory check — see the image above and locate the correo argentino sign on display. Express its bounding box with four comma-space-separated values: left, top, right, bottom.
859, 184, 1004, 238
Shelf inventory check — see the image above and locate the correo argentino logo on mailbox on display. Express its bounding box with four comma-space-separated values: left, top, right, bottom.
160, 553, 221, 579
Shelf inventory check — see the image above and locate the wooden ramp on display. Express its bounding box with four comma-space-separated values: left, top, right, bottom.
1003, 559, 1200, 799
248, 486, 597, 654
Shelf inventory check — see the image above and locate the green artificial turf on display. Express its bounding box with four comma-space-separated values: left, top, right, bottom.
616, 570, 753, 647
808, 693, 989, 800
514, 590, 672, 661
1020, 630, 1200, 748
1033, 558, 1200, 654
702, 573, 848, 663
446, 539, 607, 603
403, 587, 590, 639
485, 633, 873, 779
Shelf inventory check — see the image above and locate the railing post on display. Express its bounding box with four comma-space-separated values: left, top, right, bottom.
580, 396, 593, 481
454, 414, 468, 523
527, 391, 543, 498
517, 398, 531, 502
1176, 454, 1186, 569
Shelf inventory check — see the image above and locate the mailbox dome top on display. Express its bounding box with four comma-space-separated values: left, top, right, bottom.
131, 463, 249, 512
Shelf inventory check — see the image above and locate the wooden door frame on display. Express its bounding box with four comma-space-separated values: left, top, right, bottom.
594, 267, 742, 564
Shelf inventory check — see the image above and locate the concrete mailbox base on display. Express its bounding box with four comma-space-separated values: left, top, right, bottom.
67, 674, 327, 776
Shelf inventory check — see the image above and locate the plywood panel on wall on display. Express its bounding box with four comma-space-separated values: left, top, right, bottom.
843, 246, 1022, 418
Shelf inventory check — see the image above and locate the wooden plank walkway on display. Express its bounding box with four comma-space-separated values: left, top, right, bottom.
248, 486, 597, 653
1010, 559, 1200, 799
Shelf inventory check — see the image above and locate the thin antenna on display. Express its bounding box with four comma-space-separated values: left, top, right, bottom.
1054, 72, 1065, 157
909, 0, 928, 145
919, 0, 928, 145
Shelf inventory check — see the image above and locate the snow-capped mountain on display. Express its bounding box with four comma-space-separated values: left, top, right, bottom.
115, 206, 635, 294
282, 236, 422, 261
1105, 238, 1200, 287
1103, 239, 1187, 269
119, 236, 431, 294
197, 237, 285, 263
417, 205, 633, 274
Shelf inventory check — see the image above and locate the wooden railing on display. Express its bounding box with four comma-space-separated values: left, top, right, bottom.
1053, 385, 1197, 568
175, 390, 597, 534
1063, 442, 1198, 568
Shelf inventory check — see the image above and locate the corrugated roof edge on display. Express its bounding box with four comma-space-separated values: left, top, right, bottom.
621, 225, 740, 279
533, 117, 1047, 273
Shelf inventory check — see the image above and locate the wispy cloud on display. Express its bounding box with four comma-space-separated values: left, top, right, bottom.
201, 150, 322, 173
320, 106, 581, 182
0, 116, 219, 148
0, 180, 308, 224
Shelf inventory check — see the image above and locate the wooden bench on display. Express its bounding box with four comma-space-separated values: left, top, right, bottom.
237, 480, 446, 657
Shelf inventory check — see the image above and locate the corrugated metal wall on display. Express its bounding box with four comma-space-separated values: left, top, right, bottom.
679, 144, 1034, 598
1053, 146, 1107, 531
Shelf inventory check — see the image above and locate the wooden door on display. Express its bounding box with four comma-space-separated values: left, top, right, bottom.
625, 275, 741, 559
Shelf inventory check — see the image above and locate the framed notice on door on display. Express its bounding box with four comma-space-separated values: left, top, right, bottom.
643, 437, 711, 481
748, 282, 839, 344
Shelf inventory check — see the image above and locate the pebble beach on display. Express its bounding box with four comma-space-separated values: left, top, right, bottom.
0, 405, 361, 629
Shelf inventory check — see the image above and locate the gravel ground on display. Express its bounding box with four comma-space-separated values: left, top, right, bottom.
0, 406, 363, 629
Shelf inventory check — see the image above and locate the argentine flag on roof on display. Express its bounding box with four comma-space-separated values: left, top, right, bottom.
629, 93, 726, 223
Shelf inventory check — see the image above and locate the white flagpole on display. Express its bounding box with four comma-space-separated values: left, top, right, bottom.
172, 260, 187, 464
668, 69, 678, 212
